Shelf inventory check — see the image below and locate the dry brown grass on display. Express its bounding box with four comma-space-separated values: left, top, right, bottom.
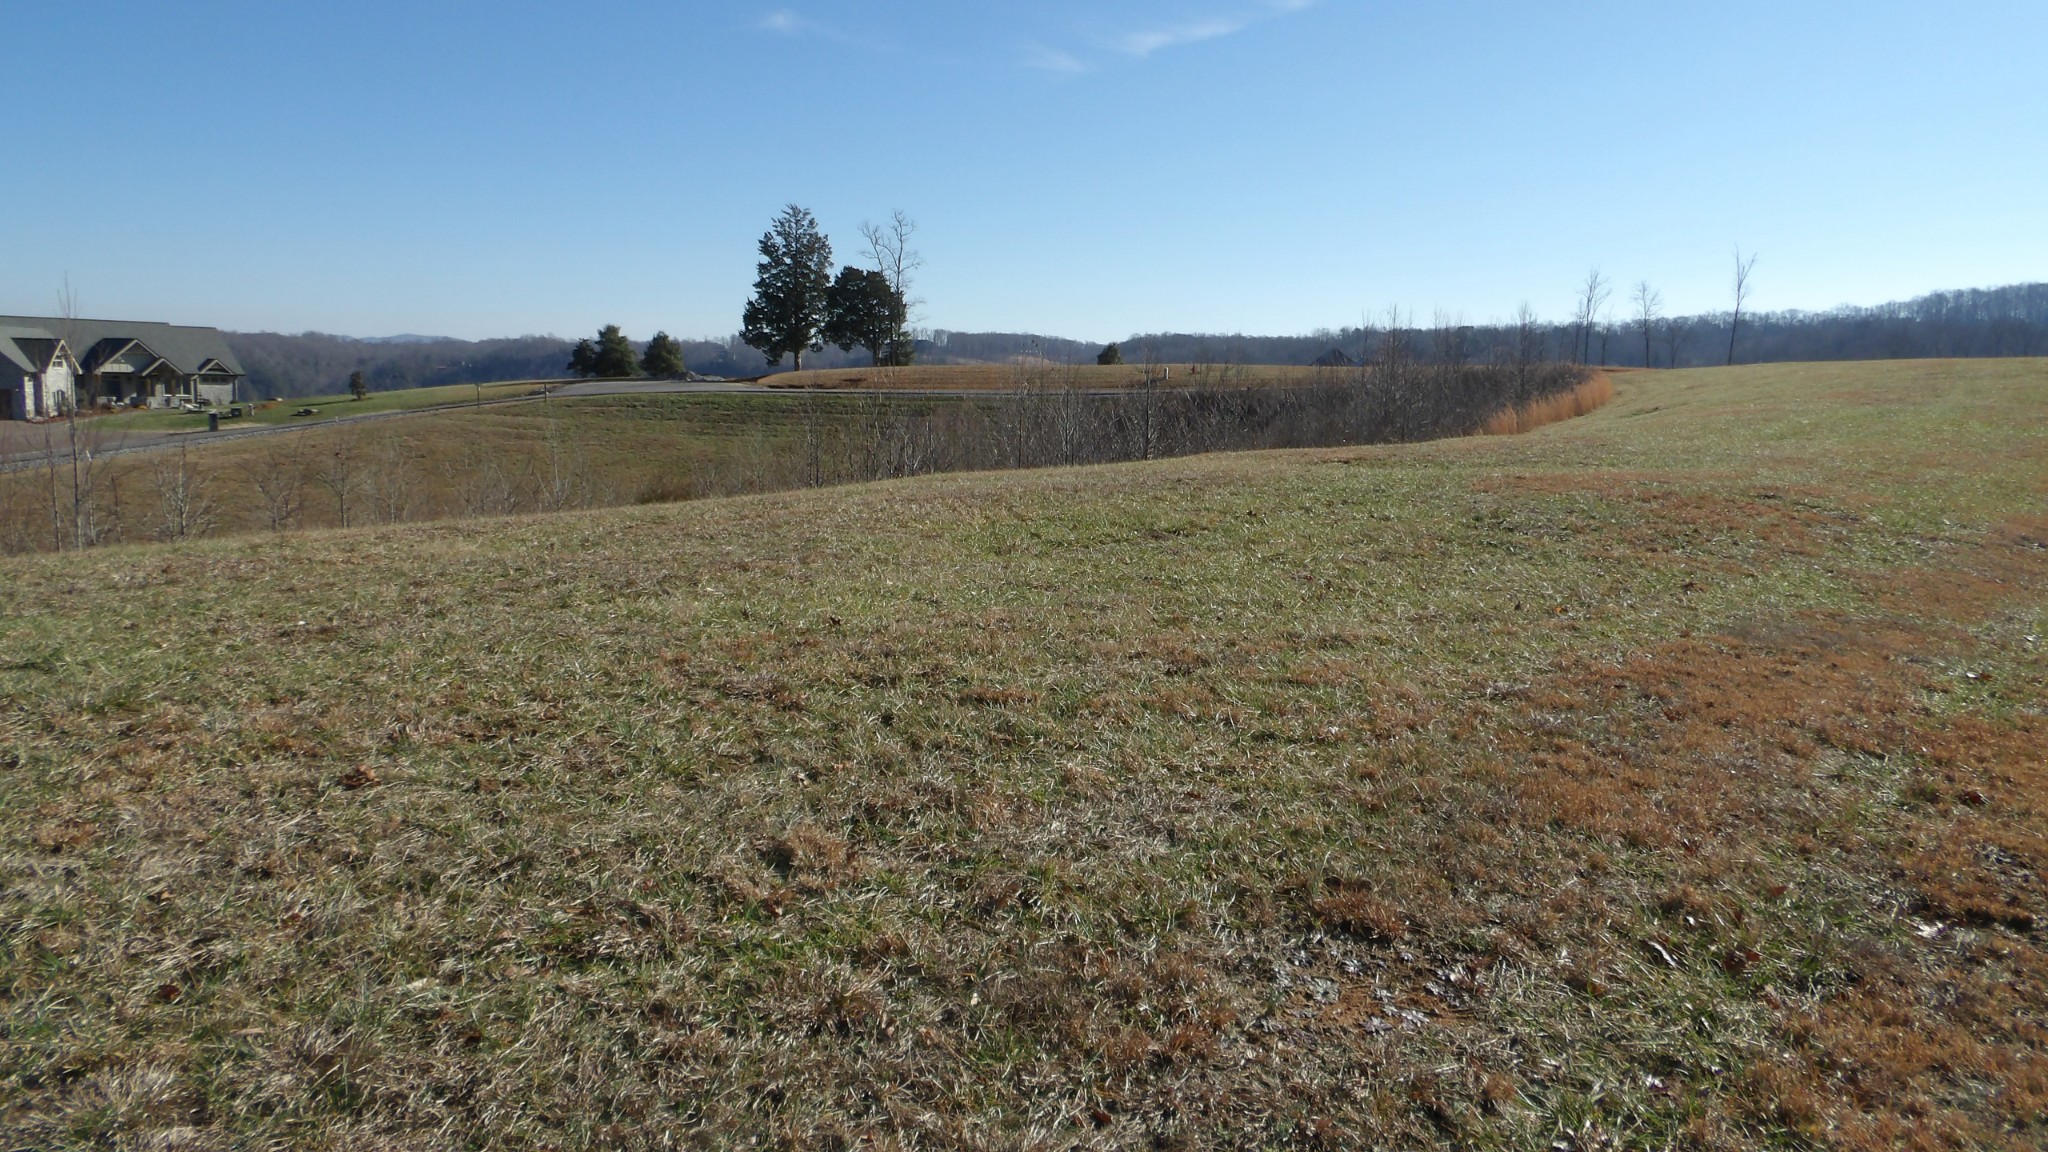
1477, 591, 2048, 1150
1480, 372, 1616, 435
3, 366, 1592, 554
760, 363, 1319, 391
2, 358, 2045, 1148
0, 394, 822, 546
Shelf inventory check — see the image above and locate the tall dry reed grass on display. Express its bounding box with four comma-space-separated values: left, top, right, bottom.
1482, 373, 1615, 435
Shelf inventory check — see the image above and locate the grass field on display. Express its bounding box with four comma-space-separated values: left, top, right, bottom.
3, 373, 1598, 549
69, 380, 567, 435
1, 359, 2044, 1148
2, 393, 872, 546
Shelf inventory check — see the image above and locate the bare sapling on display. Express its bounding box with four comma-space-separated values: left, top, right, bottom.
315, 427, 361, 528
1727, 247, 1759, 365
366, 435, 417, 524
1575, 270, 1610, 364
443, 440, 519, 518
241, 438, 308, 531
1632, 281, 1663, 368
149, 444, 217, 541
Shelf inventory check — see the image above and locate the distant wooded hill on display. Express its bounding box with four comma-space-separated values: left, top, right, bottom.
1108, 282, 2048, 370
226, 330, 943, 397
225, 332, 577, 399
221, 329, 1102, 397
227, 282, 2046, 397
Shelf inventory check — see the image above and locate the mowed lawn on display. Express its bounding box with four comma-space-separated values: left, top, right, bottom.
80, 380, 565, 434
1, 360, 2044, 1149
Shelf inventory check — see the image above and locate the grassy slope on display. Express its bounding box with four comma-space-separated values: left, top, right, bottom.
2, 360, 2044, 1149
5, 394, 848, 544
77, 380, 561, 434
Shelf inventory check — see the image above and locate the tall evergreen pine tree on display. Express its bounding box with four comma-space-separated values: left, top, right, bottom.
741, 205, 834, 372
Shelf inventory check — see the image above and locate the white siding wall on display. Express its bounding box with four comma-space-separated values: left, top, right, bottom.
43, 360, 75, 416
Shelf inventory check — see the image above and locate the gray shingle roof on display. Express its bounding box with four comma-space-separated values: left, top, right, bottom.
0, 317, 244, 377
0, 325, 60, 375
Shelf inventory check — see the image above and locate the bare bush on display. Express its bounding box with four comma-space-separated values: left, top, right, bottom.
443, 440, 520, 519
313, 427, 361, 528
148, 445, 217, 542
528, 415, 597, 513
240, 439, 307, 531
364, 435, 418, 524
765, 357, 1591, 494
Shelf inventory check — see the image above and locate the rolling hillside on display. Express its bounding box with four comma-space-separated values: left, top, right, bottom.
2, 360, 2044, 1149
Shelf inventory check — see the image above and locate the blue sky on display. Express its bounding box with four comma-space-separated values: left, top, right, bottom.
3, 1, 2042, 342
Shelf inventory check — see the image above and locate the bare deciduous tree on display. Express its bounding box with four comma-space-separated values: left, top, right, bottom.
315, 428, 361, 528
1632, 281, 1663, 368
1511, 302, 1545, 400
860, 210, 921, 311
1133, 341, 1166, 460
366, 436, 417, 524
1430, 311, 1471, 371
241, 439, 307, 531
1662, 315, 1694, 369
443, 441, 518, 518
530, 412, 591, 513
54, 278, 111, 549
37, 422, 65, 551
1727, 247, 1759, 366
149, 445, 217, 541
1574, 270, 1611, 364
859, 210, 922, 363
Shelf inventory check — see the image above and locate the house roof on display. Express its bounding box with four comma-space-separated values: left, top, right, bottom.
0, 317, 244, 377
0, 325, 61, 376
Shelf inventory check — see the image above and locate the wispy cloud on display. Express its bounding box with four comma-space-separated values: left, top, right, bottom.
1022, 44, 1088, 74
1116, 17, 1250, 58
757, 9, 809, 35
1029, 1, 1318, 73
754, 8, 889, 51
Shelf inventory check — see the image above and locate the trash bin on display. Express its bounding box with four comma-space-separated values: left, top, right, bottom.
207, 412, 220, 432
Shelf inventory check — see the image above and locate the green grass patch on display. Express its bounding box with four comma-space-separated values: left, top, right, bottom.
1, 359, 2045, 1148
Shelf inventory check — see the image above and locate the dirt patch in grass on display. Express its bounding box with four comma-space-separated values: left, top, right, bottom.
1864, 514, 2048, 620
1448, 568, 2045, 1147
1473, 471, 1852, 568
1471, 468, 1688, 495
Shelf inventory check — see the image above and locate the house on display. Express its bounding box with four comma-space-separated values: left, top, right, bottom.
0, 317, 246, 418
0, 325, 77, 419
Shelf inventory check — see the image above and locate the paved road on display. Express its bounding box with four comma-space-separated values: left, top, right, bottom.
549, 379, 759, 398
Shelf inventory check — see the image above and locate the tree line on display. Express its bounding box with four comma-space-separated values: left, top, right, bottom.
225, 274, 2046, 400
223, 333, 577, 400
1106, 276, 2047, 371
564, 326, 690, 380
